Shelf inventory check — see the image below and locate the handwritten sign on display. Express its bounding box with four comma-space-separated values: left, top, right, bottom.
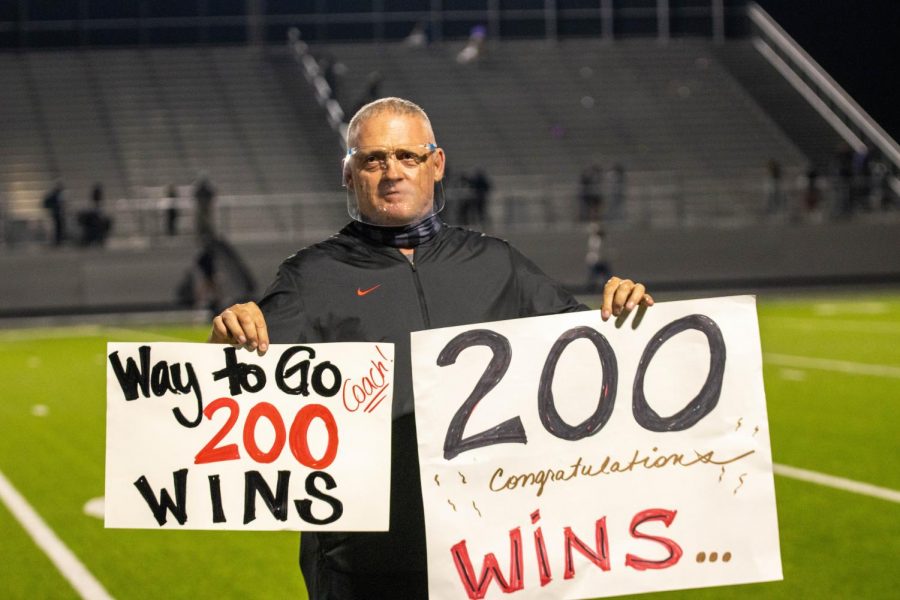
411, 296, 781, 599
105, 342, 393, 531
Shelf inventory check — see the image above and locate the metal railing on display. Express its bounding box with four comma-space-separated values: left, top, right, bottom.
5, 170, 897, 250
288, 28, 348, 148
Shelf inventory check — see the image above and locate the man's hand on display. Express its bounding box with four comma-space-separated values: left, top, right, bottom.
209, 301, 269, 354
601, 276, 654, 321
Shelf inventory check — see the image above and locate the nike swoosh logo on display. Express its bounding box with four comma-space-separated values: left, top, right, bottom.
357, 284, 381, 297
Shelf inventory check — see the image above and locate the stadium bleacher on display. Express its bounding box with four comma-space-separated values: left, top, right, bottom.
0, 46, 341, 224
1, 38, 820, 230
0, 4, 898, 314
325, 38, 809, 222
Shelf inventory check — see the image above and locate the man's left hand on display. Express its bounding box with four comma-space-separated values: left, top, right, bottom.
601, 276, 654, 321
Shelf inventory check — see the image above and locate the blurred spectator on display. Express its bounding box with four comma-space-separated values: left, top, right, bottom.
833, 143, 854, 217
608, 163, 627, 222
579, 164, 603, 222
288, 27, 302, 47
851, 147, 872, 212
802, 165, 822, 213
869, 159, 896, 211
177, 235, 257, 314
460, 168, 492, 227
193, 173, 217, 240
42, 181, 66, 246
159, 184, 180, 236
584, 222, 611, 292
352, 71, 383, 116
442, 165, 467, 224
76, 183, 112, 246
0, 192, 6, 246
765, 159, 784, 216
405, 22, 430, 48
457, 24, 486, 64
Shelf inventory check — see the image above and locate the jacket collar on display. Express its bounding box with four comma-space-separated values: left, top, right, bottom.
345, 213, 444, 249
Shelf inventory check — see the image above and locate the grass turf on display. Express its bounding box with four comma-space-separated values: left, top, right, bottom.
0, 295, 897, 598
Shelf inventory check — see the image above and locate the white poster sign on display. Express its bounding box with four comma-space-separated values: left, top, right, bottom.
412, 296, 782, 599
105, 342, 393, 531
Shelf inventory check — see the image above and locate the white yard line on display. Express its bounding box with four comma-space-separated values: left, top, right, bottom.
0, 326, 193, 344
0, 326, 106, 343
100, 327, 193, 342
764, 353, 900, 378
813, 301, 890, 316
0, 469, 114, 600
761, 316, 900, 335
774, 463, 900, 504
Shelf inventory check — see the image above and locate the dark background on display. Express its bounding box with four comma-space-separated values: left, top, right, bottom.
756, 0, 900, 141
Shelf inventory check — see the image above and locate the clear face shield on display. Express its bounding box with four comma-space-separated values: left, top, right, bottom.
343, 143, 446, 226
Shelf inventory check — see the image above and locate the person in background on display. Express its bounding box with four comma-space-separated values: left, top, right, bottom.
608, 163, 627, 222
457, 24, 486, 64
77, 182, 112, 246
802, 165, 821, 215
832, 143, 854, 218
851, 147, 872, 213
43, 181, 66, 246
193, 173, 216, 240
579, 163, 603, 222
585, 221, 611, 292
159, 184, 180, 236
352, 71, 384, 115
765, 159, 784, 216
460, 167, 491, 227
404, 21, 429, 48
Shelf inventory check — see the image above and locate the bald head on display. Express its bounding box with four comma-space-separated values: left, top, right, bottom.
346, 97, 436, 148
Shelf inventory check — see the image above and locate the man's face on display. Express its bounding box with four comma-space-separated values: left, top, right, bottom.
345, 112, 445, 226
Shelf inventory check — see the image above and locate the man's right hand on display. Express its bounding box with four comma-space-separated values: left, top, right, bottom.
209, 301, 269, 354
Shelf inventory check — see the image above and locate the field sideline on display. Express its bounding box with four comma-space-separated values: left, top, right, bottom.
1, 293, 898, 599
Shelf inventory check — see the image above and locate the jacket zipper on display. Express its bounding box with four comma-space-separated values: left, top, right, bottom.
407, 257, 432, 329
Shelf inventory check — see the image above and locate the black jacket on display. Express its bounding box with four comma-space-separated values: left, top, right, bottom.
259, 223, 585, 594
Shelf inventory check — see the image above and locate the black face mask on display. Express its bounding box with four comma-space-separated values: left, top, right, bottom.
348, 213, 444, 249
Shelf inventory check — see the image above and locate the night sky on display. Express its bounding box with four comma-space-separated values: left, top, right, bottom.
755, 0, 900, 142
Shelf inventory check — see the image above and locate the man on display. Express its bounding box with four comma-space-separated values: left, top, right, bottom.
77, 183, 113, 246
209, 97, 652, 598
193, 173, 217, 240
43, 181, 66, 246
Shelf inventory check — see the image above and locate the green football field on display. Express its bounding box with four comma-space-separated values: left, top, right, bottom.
1, 292, 898, 599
